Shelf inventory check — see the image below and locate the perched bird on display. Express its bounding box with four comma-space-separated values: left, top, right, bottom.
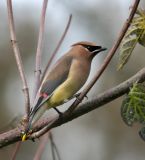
22, 41, 107, 141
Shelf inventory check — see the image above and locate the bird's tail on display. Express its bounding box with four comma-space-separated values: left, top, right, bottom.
22, 116, 33, 141
22, 103, 48, 141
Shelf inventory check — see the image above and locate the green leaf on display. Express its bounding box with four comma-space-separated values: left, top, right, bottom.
138, 30, 145, 47
139, 127, 145, 141
121, 83, 145, 126
118, 36, 138, 70
118, 9, 145, 70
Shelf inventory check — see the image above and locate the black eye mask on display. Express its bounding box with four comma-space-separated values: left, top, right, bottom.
82, 44, 102, 52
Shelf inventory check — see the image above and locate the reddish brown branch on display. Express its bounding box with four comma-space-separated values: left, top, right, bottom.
11, 142, 21, 160
34, 0, 49, 98
1, 67, 145, 148
7, 2, 30, 158
33, 1, 49, 157
7, 0, 31, 159
7, 0, 30, 121
49, 132, 61, 160
41, 14, 72, 82
33, 133, 49, 160
31, 67, 145, 138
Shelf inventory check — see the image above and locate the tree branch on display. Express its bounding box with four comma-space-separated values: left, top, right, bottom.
34, 0, 48, 98
7, 0, 30, 121
1, 67, 145, 148
11, 142, 21, 160
33, 133, 49, 160
7, 1, 31, 159
49, 132, 61, 160
31, 67, 145, 138
7, 0, 30, 160
31, 1, 53, 159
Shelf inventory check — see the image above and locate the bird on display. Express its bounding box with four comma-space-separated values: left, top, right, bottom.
22, 41, 107, 141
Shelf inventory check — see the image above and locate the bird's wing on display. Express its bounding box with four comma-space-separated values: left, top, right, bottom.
41, 54, 73, 95
30, 55, 73, 115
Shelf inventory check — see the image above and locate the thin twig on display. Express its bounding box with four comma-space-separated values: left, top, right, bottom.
34, 0, 48, 99
50, 133, 56, 160
7, 0, 30, 159
7, 0, 30, 121
1, 67, 145, 147
33, 133, 49, 160
41, 14, 72, 83
50, 132, 61, 160
30, 0, 140, 138
66, 0, 140, 114
32, 1, 50, 159
11, 142, 21, 160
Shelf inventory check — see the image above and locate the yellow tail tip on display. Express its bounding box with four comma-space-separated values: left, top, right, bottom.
22, 134, 27, 141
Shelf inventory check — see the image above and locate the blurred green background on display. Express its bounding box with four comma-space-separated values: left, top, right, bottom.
0, 0, 145, 159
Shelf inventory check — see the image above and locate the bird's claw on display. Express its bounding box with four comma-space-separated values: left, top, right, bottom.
74, 93, 88, 100
63, 93, 88, 104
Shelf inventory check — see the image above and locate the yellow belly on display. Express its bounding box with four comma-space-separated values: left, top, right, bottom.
48, 78, 79, 107
47, 60, 89, 108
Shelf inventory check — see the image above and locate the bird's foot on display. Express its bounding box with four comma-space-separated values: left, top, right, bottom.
63, 93, 88, 104
67, 93, 88, 102
74, 93, 88, 100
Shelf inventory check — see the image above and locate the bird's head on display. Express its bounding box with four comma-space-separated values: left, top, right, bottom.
71, 41, 107, 59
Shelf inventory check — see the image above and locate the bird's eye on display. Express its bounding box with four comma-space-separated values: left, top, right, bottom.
82, 44, 102, 52
83, 45, 91, 51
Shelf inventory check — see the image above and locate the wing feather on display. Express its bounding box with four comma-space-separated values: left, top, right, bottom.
30, 54, 73, 116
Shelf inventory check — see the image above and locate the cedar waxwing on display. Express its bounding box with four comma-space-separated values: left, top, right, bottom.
22, 41, 107, 141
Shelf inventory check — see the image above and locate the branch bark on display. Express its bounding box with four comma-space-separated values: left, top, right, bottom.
31, 67, 145, 138
34, 0, 48, 98
1, 67, 145, 148
7, 0, 30, 121
7, 1, 31, 159
11, 142, 21, 160
33, 133, 49, 160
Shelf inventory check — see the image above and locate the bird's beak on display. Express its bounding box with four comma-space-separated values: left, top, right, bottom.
91, 47, 107, 57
